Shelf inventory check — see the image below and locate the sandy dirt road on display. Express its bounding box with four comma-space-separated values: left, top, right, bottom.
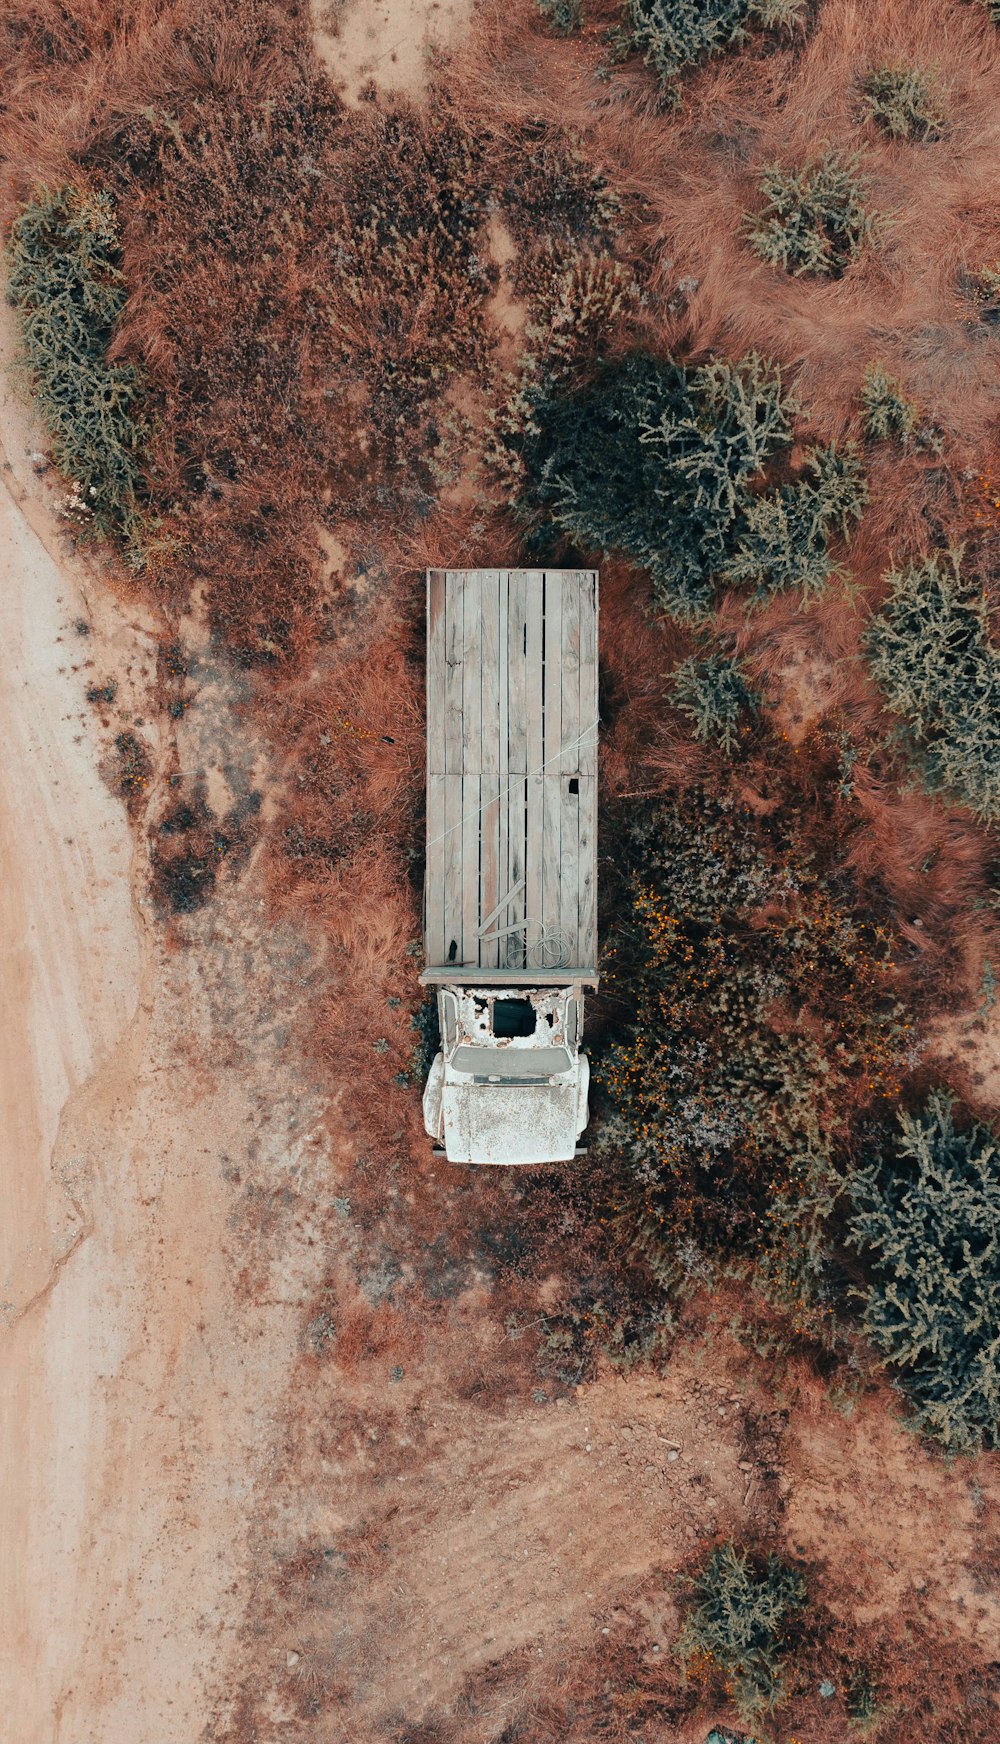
0, 317, 334, 1742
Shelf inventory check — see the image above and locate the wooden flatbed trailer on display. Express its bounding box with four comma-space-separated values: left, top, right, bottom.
420, 568, 599, 989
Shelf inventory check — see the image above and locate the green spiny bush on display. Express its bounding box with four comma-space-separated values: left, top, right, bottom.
865, 552, 1000, 821
860, 361, 920, 443
747, 151, 877, 278
676, 1540, 807, 1721
6, 185, 147, 544
626, 0, 802, 101
862, 66, 945, 140
721, 442, 867, 599
597, 791, 903, 1295
536, 0, 582, 30
501, 351, 864, 620
508, 351, 793, 619
847, 1092, 1000, 1453
671, 652, 759, 751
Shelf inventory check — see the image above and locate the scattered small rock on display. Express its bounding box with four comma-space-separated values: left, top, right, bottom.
286, 1650, 300, 1668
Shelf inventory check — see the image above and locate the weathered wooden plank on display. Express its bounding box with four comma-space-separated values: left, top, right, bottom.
421, 965, 599, 987
461, 572, 482, 964
425, 571, 448, 962
497, 570, 510, 967
506, 570, 529, 962
559, 775, 581, 963
525, 572, 545, 960
506, 570, 528, 773
479, 570, 501, 968
443, 771, 464, 965
541, 572, 563, 954
578, 569, 598, 780
505, 778, 527, 967
557, 574, 582, 958
577, 574, 598, 965
541, 772, 563, 962
425, 771, 447, 965
576, 773, 597, 967
443, 571, 464, 777
559, 573, 582, 776
543, 571, 564, 764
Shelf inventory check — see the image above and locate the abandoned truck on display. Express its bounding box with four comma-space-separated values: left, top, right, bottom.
420, 568, 599, 1165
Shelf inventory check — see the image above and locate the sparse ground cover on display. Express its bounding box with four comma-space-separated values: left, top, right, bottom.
3, 0, 1000, 1740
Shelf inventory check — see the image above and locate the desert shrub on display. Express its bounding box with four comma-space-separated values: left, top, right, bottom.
329, 103, 492, 438
508, 351, 792, 619
536, 0, 582, 31
625, 0, 802, 101
847, 1093, 1000, 1453
747, 152, 876, 278
862, 66, 945, 140
515, 241, 639, 388
96, 61, 495, 655
410, 993, 441, 1080
670, 652, 759, 751
498, 129, 623, 248
111, 729, 153, 818
598, 790, 903, 1296
6, 184, 147, 544
677, 1541, 807, 1721
502, 351, 864, 620
865, 552, 1000, 821
860, 361, 919, 443
721, 441, 867, 598
488, 129, 636, 434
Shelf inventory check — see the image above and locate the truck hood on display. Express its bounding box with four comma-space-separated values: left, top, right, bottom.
441, 1080, 581, 1166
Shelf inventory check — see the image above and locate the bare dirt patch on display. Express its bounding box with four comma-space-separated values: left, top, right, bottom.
312, 0, 476, 105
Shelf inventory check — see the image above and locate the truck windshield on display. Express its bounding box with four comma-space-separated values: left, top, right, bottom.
451, 1046, 572, 1078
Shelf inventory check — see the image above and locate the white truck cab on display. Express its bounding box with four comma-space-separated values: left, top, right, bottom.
422, 986, 590, 1165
